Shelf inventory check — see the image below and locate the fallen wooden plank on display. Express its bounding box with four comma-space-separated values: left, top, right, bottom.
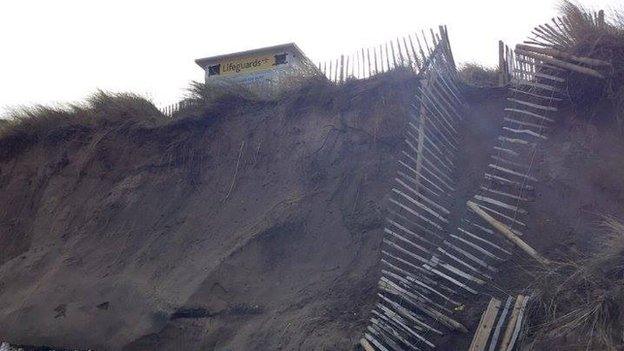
469, 298, 502, 351
505, 296, 530, 351
498, 295, 525, 351
359, 338, 375, 351
468, 201, 550, 265
488, 297, 514, 351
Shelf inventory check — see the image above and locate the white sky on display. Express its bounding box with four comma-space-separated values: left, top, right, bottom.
0, 0, 620, 118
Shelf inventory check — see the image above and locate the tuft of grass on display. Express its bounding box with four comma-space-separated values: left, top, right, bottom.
537, 1, 624, 120
0, 91, 166, 160
525, 218, 624, 350
458, 63, 500, 87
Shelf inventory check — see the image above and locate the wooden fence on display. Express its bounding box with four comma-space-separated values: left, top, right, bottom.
160, 100, 194, 118
360, 10, 613, 348
499, 9, 608, 85
360, 26, 470, 351
317, 26, 455, 83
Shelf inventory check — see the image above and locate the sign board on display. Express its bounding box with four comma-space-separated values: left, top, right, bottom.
219, 54, 275, 76
207, 53, 288, 77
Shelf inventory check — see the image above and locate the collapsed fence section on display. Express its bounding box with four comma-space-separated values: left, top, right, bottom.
499, 11, 611, 85
458, 12, 613, 282
360, 27, 473, 351
451, 13, 612, 350
360, 12, 614, 348
451, 51, 566, 295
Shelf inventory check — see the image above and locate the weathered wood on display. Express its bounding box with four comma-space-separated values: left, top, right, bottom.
469, 298, 502, 351
504, 117, 548, 130
444, 239, 498, 273
379, 276, 468, 332
509, 87, 562, 102
516, 44, 611, 67
499, 295, 525, 351
475, 194, 525, 213
450, 233, 503, 260
378, 294, 444, 334
505, 296, 529, 351
361, 48, 366, 78
415, 33, 427, 67
359, 338, 375, 351
373, 47, 379, 74
421, 30, 432, 55
481, 184, 528, 202
488, 297, 514, 351
339, 55, 344, 83
489, 163, 537, 182
384, 42, 391, 71
515, 48, 606, 79
499, 41, 506, 85
457, 227, 512, 255
507, 98, 558, 111
505, 108, 554, 122
468, 201, 550, 265
389, 40, 397, 67
477, 203, 526, 228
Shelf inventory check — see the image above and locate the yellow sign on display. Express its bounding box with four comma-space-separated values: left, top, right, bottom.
220, 54, 275, 76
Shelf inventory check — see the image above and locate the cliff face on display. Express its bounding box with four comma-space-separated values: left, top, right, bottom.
0, 73, 416, 350
2, 68, 621, 351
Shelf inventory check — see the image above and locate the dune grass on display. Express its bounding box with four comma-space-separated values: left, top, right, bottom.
525, 218, 624, 350
458, 63, 499, 87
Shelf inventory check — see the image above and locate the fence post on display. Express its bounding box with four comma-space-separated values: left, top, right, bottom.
499, 40, 506, 86
361, 48, 366, 77
366, 48, 372, 77
385, 43, 391, 71
379, 44, 385, 72
340, 55, 345, 83
598, 9, 605, 26
390, 41, 397, 67
408, 34, 421, 71
373, 47, 379, 74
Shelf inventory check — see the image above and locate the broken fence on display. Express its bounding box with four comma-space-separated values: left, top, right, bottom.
360, 11, 613, 348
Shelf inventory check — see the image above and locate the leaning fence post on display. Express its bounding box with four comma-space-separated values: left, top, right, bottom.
408, 34, 421, 71
340, 55, 345, 83
366, 48, 372, 77
373, 47, 379, 74
385, 42, 391, 71
390, 41, 397, 67
361, 48, 366, 77
499, 40, 505, 86
598, 9, 605, 26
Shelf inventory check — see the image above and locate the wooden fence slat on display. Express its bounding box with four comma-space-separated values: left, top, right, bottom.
408, 34, 421, 70
385, 42, 391, 71
361, 48, 366, 78
421, 30, 432, 55
499, 295, 525, 351
469, 298, 502, 351
367, 48, 372, 77
390, 40, 397, 66
339, 55, 344, 82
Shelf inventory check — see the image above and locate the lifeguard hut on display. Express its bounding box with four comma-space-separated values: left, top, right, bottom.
195, 43, 317, 96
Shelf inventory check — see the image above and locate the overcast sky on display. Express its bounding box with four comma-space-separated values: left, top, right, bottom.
0, 0, 620, 118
